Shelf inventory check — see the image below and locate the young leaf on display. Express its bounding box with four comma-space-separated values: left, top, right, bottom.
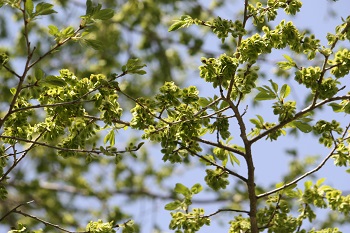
283, 54, 294, 63
280, 84, 291, 99
257, 115, 264, 124
168, 21, 187, 32
269, 79, 279, 93
328, 103, 343, 112
292, 121, 312, 133
25, 0, 34, 16
229, 153, 240, 166
198, 97, 211, 107
254, 91, 276, 101
104, 130, 115, 146
34, 68, 44, 80
40, 75, 67, 87
93, 9, 114, 20
48, 25, 59, 36
250, 117, 263, 128
164, 200, 181, 210
316, 178, 326, 186
174, 183, 190, 196
85, 0, 93, 14
84, 39, 104, 50
34, 2, 57, 16
191, 183, 203, 194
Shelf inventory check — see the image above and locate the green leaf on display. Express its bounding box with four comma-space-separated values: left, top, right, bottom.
25, 0, 34, 16
254, 91, 276, 101
250, 118, 263, 128
85, 0, 93, 15
84, 39, 104, 50
292, 121, 312, 133
269, 79, 278, 93
304, 180, 312, 189
277, 61, 293, 70
174, 183, 190, 196
124, 58, 147, 75
283, 54, 294, 63
229, 153, 240, 166
132, 70, 147, 75
164, 200, 181, 210
62, 26, 75, 36
198, 97, 210, 107
328, 103, 343, 112
40, 75, 67, 87
316, 178, 326, 186
34, 68, 44, 80
10, 87, 16, 95
34, 2, 57, 16
93, 9, 114, 20
277, 55, 296, 70
191, 183, 203, 194
280, 84, 291, 99
104, 130, 115, 146
48, 25, 59, 36
168, 21, 187, 32
257, 115, 264, 124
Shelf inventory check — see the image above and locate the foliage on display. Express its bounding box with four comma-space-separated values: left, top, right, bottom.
0, 0, 350, 233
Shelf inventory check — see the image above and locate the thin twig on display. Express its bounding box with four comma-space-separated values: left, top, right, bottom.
0, 130, 46, 182
257, 146, 337, 199
0, 200, 34, 222
194, 137, 246, 157
258, 193, 282, 230
14, 209, 86, 233
204, 208, 250, 218
0, 135, 142, 156
179, 143, 248, 182
250, 94, 350, 144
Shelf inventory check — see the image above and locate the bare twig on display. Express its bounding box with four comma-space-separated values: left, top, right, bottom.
204, 208, 250, 218
194, 137, 246, 157
14, 209, 86, 233
0, 200, 34, 222
0, 130, 46, 182
257, 146, 337, 199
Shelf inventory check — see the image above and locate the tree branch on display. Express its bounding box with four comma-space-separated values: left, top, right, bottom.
0, 130, 46, 182
194, 137, 246, 157
0, 134, 142, 154
257, 146, 337, 199
250, 94, 350, 144
204, 208, 250, 218
180, 144, 248, 183
14, 208, 86, 233
0, 200, 34, 222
